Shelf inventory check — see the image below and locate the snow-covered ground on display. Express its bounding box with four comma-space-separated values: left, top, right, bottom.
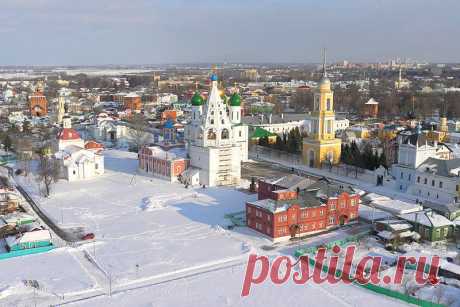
1, 149, 453, 306
74, 261, 411, 307
0, 248, 97, 306
14, 150, 260, 284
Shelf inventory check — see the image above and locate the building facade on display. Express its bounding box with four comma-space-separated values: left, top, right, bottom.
246, 180, 359, 241
138, 146, 189, 182
184, 74, 248, 186
302, 54, 341, 168
29, 90, 48, 117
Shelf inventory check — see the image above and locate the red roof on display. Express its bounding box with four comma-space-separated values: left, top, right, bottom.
85, 141, 104, 150
58, 128, 81, 140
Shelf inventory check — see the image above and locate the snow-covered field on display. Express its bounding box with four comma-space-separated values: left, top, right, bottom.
0, 149, 445, 306
0, 248, 97, 306
15, 150, 260, 283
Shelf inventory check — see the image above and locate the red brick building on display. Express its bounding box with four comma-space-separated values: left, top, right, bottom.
138, 146, 189, 182
29, 90, 48, 117
247, 177, 360, 241
124, 93, 142, 111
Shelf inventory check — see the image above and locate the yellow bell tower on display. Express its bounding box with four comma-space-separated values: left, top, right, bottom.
302, 49, 341, 168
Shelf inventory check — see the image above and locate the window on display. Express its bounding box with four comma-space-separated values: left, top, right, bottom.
278, 215, 287, 222
301, 211, 308, 219
210, 119, 214, 125
424, 178, 427, 184
417, 176, 420, 183
239, 131, 242, 137
432, 180, 435, 187
400, 172, 403, 179
95, 164, 98, 170
328, 216, 335, 225
340, 201, 345, 209
207, 129, 216, 140
350, 199, 356, 206
319, 210, 324, 216
439, 181, 443, 188
330, 203, 336, 210
408, 174, 411, 181
267, 215, 271, 221
221, 119, 224, 124
221, 129, 229, 140
326, 98, 331, 111
256, 210, 262, 217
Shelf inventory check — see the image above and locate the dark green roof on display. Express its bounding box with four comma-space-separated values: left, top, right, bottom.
191, 92, 204, 106
229, 92, 241, 107
251, 127, 277, 139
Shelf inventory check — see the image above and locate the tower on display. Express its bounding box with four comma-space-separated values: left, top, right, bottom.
57, 91, 66, 124
184, 73, 248, 186
302, 49, 341, 168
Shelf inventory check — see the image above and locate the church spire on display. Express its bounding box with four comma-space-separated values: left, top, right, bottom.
322, 48, 327, 78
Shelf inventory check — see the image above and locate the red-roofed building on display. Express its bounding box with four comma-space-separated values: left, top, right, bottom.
246, 178, 359, 241
29, 90, 48, 117
56, 117, 84, 151
85, 141, 104, 153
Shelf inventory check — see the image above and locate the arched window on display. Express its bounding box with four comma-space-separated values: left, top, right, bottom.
221, 128, 229, 139
326, 98, 331, 111
207, 129, 216, 140
210, 119, 214, 125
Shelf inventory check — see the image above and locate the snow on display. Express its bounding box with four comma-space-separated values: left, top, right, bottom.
13, 150, 258, 286
399, 211, 454, 227
369, 198, 423, 215
3, 149, 457, 306
74, 261, 410, 307
0, 248, 96, 305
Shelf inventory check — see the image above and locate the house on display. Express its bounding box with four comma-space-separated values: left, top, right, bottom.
374, 219, 418, 245
246, 179, 360, 241
2, 212, 36, 226
5, 229, 52, 252
257, 174, 315, 200
398, 210, 455, 242
422, 201, 460, 221
138, 146, 189, 183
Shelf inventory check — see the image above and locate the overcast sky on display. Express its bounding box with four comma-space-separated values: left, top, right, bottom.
1, 0, 459, 65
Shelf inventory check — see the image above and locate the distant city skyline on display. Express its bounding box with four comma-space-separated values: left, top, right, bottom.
2, 0, 460, 65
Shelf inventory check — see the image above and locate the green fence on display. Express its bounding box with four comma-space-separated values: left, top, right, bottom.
294, 236, 445, 307
0, 245, 55, 260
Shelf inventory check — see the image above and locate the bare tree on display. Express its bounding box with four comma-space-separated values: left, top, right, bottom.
128, 113, 150, 151
36, 152, 60, 197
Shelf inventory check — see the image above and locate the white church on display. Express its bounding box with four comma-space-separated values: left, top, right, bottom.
55, 116, 105, 181
184, 74, 248, 187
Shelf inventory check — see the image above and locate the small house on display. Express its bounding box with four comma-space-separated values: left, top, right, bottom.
398, 210, 455, 242
5, 230, 52, 252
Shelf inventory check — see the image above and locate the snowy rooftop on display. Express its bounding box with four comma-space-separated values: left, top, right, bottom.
398, 210, 454, 227
368, 198, 423, 215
